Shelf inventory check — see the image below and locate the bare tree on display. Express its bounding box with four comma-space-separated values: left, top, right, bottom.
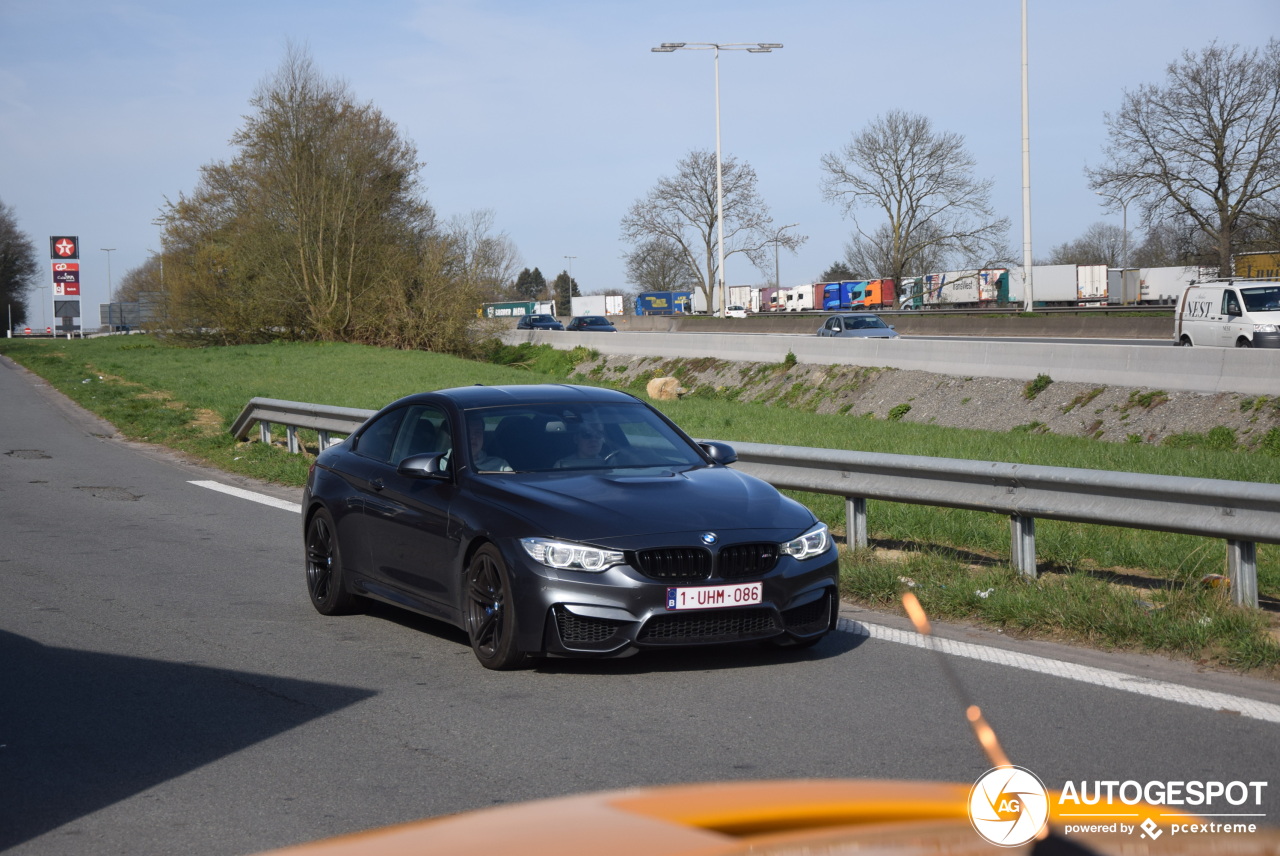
1040, 222, 1131, 266
621, 150, 805, 311
820, 111, 1010, 308
443, 209, 521, 305
842, 221, 950, 285
0, 199, 38, 328
624, 238, 700, 293
1087, 40, 1280, 274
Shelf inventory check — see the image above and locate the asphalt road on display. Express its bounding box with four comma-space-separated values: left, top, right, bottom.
2, 355, 1279, 855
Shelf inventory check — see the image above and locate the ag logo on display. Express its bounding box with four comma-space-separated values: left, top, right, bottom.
969, 766, 1050, 847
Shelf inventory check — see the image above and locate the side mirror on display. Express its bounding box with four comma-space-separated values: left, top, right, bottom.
397, 453, 448, 479
698, 441, 738, 465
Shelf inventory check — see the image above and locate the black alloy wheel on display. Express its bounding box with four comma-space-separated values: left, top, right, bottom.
306, 509, 358, 615
464, 545, 526, 670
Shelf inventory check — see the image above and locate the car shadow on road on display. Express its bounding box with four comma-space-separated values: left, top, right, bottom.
0, 630, 375, 851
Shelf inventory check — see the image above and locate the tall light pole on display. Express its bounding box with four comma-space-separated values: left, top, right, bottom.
1020, 0, 1034, 312
101, 248, 117, 331
562, 255, 576, 314
768, 223, 799, 291
652, 41, 781, 318
1095, 189, 1133, 303
1094, 190, 1130, 270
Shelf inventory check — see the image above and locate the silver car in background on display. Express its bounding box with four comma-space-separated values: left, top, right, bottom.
816, 313, 899, 339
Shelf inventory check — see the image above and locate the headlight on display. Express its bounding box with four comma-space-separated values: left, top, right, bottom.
1255, 324, 1278, 333
781, 522, 830, 560
521, 538, 625, 572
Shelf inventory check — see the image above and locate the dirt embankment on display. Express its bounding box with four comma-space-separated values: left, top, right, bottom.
573, 353, 1280, 449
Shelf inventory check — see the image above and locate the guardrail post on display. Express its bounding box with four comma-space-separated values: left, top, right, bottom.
286, 425, 299, 453
318, 430, 331, 450
258, 421, 271, 445
1227, 540, 1259, 608
1010, 514, 1037, 578
845, 496, 867, 549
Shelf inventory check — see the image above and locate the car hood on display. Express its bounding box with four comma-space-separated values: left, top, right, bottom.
469, 466, 815, 543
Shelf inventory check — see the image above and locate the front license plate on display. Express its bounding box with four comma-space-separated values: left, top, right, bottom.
666, 582, 763, 611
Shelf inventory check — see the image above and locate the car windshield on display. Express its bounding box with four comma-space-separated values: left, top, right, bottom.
463, 402, 706, 473
846, 315, 887, 329
1241, 286, 1280, 312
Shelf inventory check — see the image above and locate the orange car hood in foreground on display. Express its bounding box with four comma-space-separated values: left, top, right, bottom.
256, 779, 1278, 856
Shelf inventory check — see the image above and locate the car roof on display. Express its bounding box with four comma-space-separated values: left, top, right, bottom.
396, 383, 640, 409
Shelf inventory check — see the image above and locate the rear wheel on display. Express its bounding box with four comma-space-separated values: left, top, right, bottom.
1178, 335, 1193, 346
305, 509, 359, 615
464, 545, 527, 670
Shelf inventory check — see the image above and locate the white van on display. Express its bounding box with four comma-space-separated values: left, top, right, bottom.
1173, 281, 1280, 348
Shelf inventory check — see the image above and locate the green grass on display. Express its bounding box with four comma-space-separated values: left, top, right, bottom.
3, 335, 1277, 673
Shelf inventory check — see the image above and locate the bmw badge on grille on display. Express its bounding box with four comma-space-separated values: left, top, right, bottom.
701, 532, 718, 545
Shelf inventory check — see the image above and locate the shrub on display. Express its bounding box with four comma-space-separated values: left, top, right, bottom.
1024, 374, 1052, 400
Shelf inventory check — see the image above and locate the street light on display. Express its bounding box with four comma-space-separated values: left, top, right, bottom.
101, 248, 117, 331
768, 223, 799, 291
562, 255, 577, 315
1096, 188, 1134, 303
652, 41, 781, 318
1094, 190, 1131, 270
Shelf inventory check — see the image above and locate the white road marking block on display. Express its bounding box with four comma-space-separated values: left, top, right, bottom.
840, 618, 1280, 724
189, 480, 301, 513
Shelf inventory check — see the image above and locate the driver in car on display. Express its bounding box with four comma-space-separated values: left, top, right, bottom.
555, 424, 607, 468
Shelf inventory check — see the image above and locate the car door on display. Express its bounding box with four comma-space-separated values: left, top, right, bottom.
1221, 289, 1248, 346
357, 404, 461, 620
337, 406, 409, 579
818, 317, 840, 337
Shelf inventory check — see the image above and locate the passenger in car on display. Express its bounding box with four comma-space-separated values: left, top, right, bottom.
451, 419, 511, 472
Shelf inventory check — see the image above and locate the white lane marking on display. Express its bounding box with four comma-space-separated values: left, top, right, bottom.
840, 618, 1280, 724
189, 480, 301, 514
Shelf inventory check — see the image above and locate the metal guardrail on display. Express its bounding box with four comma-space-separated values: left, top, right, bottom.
230, 398, 1279, 607
230, 397, 374, 453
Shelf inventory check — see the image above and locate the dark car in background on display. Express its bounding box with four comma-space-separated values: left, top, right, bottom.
515, 314, 563, 331
565, 315, 617, 332
302, 384, 839, 670
816, 312, 899, 339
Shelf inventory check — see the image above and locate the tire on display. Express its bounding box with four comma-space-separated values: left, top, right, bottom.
464, 545, 527, 670
1236, 337, 1253, 348
1178, 335, 1193, 347
305, 508, 359, 615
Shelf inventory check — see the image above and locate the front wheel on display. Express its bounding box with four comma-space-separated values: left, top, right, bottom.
464, 545, 527, 670
305, 509, 359, 615
1236, 337, 1253, 348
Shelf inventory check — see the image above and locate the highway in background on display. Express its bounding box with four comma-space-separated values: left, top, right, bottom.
2, 356, 1278, 855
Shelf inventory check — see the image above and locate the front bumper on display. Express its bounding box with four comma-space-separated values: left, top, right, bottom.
502, 544, 840, 658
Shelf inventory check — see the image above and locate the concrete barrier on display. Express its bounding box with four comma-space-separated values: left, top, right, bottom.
503, 329, 1280, 395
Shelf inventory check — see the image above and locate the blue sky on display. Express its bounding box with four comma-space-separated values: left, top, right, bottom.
2, 1, 1276, 328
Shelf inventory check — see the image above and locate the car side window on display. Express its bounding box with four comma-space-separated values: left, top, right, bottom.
1223, 292, 1242, 316
391, 405, 451, 463
353, 408, 407, 464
